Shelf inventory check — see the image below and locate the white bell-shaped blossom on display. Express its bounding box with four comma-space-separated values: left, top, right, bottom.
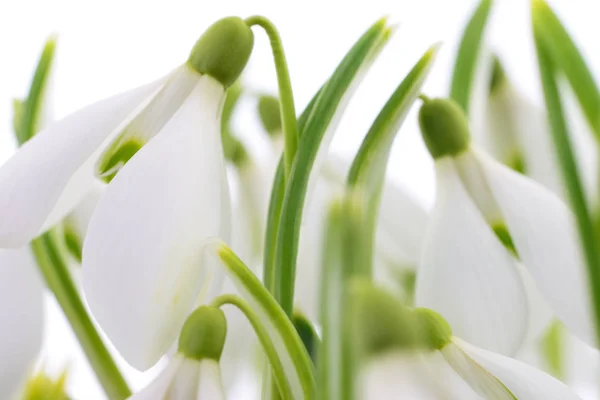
415, 97, 595, 357
129, 355, 225, 400
356, 290, 581, 400
77, 18, 255, 371
0, 17, 253, 250
82, 79, 231, 370
473, 55, 597, 205
362, 338, 582, 400
0, 248, 44, 399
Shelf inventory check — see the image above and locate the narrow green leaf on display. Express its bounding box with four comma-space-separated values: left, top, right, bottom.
211, 241, 316, 399
346, 44, 439, 273
533, 29, 600, 347
263, 90, 321, 294
449, 0, 494, 113
18, 35, 56, 145
532, 0, 600, 137
274, 18, 392, 314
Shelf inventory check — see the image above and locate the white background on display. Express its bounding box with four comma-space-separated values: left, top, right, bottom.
1, 0, 600, 398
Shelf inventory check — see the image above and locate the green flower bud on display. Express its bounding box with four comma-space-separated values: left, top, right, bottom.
258, 95, 282, 136
413, 308, 453, 350
489, 55, 507, 95
188, 17, 254, 88
351, 282, 422, 357
178, 306, 227, 362
418, 97, 471, 159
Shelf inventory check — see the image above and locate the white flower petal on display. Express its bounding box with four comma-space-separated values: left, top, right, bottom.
296, 175, 342, 321
511, 92, 565, 197
415, 158, 528, 355
442, 341, 515, 399
360, 351, 481, 400
128, 355, 184, 399
516, 261, 553, 343
0, 77, 166, 248
62, 184, 105, 262
96, 66, 200, 181
195, 360, 226, 400
83, 76, 228, 370
0, 248, 44, 399
376, 179, 429, 268
234, 161, 269, 266
456, 337, 582, 399
476, 150, 596, 347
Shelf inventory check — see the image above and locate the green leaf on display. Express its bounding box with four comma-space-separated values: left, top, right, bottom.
273, 18, 392, 314
263, 90, 321, 294
533, 27, 600, 347
532, 0, 600, 137
18, 35, 56, 145
449, 0, 494, 114
211, 241, 316, 400
346, 44, 439, 273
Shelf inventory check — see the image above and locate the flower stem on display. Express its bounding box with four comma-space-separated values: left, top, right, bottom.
30, 231, 131, 400
211, 294, 292, 399
245, 16, 299, 179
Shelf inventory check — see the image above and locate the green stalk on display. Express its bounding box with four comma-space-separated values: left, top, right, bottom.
212, 294, 292, 399
31, 232, 131, 399
246, 16, 299, 179
533, 32, 600, 347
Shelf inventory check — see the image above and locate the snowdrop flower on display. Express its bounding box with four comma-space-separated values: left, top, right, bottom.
0, 248, 44, 399
477, 56, 563, 195
0, 17, 253, 250
414, 97, 595, 356
129, 306, 227, 400
474, 55, 597, 205
356, 287, 581, 400
79, 17, 255, 371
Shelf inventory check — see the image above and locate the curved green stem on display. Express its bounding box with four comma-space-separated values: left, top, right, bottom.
31, 232, 131, 399
211, 294, 292, 399
214, 241, 316, 399
245, 16, 299, 179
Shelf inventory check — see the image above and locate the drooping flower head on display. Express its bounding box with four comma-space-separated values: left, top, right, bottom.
415, 96, 595, 356
77, 17, 255, 370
